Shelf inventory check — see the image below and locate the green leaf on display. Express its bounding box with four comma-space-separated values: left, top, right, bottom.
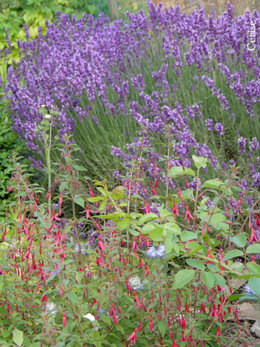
192, 155, 208, 168
163, 223, 181, 235
138, 213, 159, 225
213, 273, 226, 288
74, 196, 85, 208
230, 262, 243, 273
230, 233, 246, 248
164, 236, 173, 254
222, 250, 244, 261
73, 165, 86, 171
201, 272, 215, 290
142, 222, 155, 234
158, 321, 167, 337
246, 262, 260, 275
172, 269, 195, 289
88, 196, 104, 202
66, 292, 78, 304
99, 198, 107, 211
246, 244, 260, 254
202, 179, 225, 190
186, 259, 205, 270
0, 277, 3, 293
149, 226, 164, 242
180, 231, 198, 242
117, 218, 130, 230
168, 166, 195, 178
13, 328, 23, 347
188, 244, 203, 256
248, 278, 260, 296
111, 186, 126, 200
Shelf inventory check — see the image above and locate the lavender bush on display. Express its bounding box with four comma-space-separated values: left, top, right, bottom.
2, 2, 259, 194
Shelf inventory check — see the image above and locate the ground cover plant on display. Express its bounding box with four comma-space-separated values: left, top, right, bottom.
0, 1, 260, 346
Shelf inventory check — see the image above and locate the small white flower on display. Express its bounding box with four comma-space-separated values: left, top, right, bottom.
129, 276, 144, 290
44, 114, 51, 119
46, 302, 57, 315
83, 313, 96, 322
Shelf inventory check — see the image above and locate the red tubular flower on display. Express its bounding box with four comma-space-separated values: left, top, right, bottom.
152, 185, 156, 196
41, 295, 47, 302
63, 311, 67, 328
216, 326, 221, 337
256, 214, 260, 226
2, 227, 6, 242
149, 317, 153, 331
59, 286, 63, 297
46, 188, 51, 201
184, 205, 193, 223
249, 228, 257, 243
172, 202, 179, 216
132, 237, 137, 250
127, 327, 138, 343
96, 257, 103, 267
209, 303, 218, 320
98, 235, 105, 250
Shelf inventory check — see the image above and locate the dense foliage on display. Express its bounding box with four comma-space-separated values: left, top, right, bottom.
0, 1, 260, 346
0, 0, 97, 64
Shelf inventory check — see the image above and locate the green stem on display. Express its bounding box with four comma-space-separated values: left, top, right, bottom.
192, 167, 200, 232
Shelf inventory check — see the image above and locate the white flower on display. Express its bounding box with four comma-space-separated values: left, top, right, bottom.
83, 313, 96, 322
44, 114, 51, 119
128, 276, 144, 290
46, 302, 57, 315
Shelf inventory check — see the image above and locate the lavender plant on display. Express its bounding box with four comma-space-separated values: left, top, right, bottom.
2, 2, 259, 194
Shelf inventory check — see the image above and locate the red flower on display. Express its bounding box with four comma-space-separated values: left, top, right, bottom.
46, 188, 51, 201
63, 311, 67, 328
98, 235, 105, 250
127, 327, 138, 343
184, 205, 193, 223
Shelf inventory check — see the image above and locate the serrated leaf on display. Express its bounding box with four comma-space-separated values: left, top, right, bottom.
168, 166, 195, 178
186, 259, 205, 270
201, 272, 215, 289
222, 250, 244, 261
246, 244, 260, 254
172, 269, 195, 289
